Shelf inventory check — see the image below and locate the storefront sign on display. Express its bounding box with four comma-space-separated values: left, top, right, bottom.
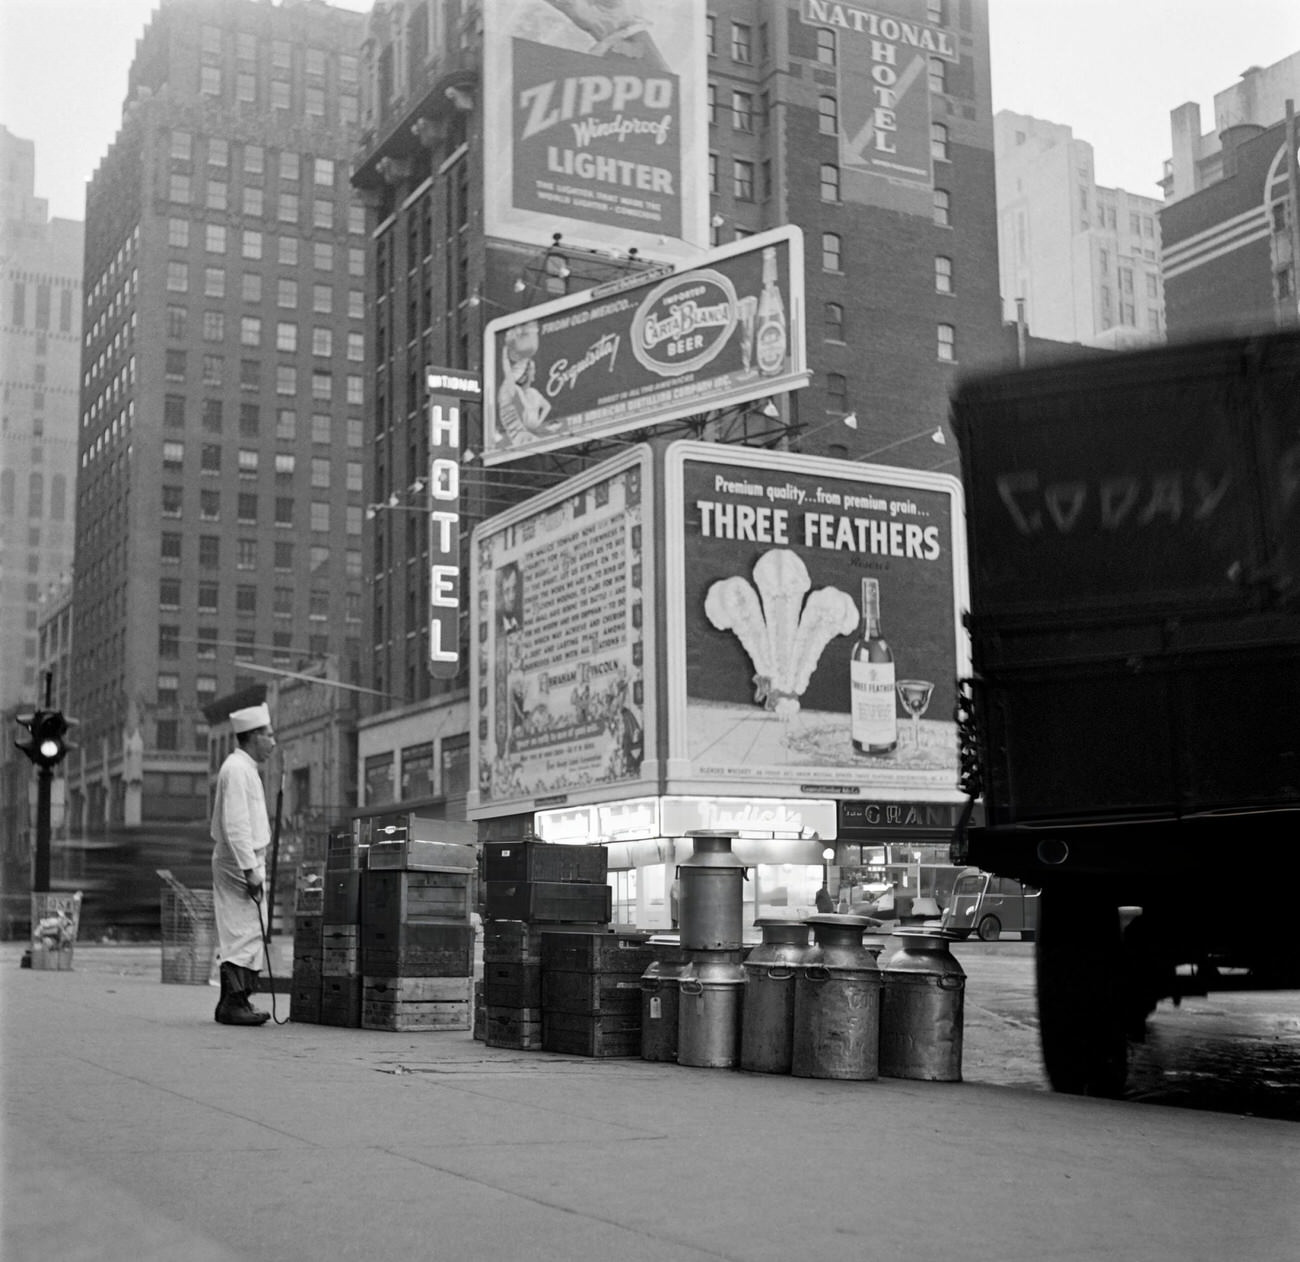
838, 799, 965, 838
482, 226, 808, 465
481, 0, 708, 261
660, 796, 837, 838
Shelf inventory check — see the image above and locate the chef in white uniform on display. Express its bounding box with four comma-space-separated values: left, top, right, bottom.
210, 703, 275, 1025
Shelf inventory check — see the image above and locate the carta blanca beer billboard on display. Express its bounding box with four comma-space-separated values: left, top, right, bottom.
662, 442, 970, 802
482, 226, 808, 466
482, 0, 708, 261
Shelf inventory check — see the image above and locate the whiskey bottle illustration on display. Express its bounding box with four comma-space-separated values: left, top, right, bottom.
850, 577, 897, 755
755, 246, 787, 376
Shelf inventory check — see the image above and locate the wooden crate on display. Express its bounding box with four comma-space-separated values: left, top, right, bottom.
291, 955, 322, 985
368, 838, 476, 872
540, 930, 653, 975
289, 978, 322, 1024
542, 1009, 642, 1058
322, 925, 360, 978
483, 840, 607, 885
484, 881, 611, 925
473, 981, 485, 1042
323, 870, 364, 925
364, 870, 472, 934
363, 1000, 471, 1032
293, 912, 325, 951
483, 961, 542, 1009
483, 920, 548, 964
485, 1005, 543, 1050
362, 923, 475, 978
319, 976, 362, 1027
363, 976, 474, 1004
542, 970, 643, 1016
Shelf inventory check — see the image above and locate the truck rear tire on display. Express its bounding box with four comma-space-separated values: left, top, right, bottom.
977, 915, 1001, 941
1035, 882, 1128, 1097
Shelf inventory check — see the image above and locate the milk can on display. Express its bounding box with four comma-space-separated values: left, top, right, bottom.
879, 927, 966, 1081
791, 914, 882, 1081
740, 919, 812, 1074
677, 830, 746, 951
677, 956, 746, 1068
640, 958, 687, 1062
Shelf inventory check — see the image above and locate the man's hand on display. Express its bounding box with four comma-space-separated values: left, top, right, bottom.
243, 865, 266, 901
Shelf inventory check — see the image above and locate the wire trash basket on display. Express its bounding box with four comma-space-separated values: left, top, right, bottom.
157, 870, 218, 985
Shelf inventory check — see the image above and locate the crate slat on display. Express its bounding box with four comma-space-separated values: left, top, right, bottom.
484, 881, 611, 925
541, 970, 643, 1016
362, 1000, 471, 1032
542, 1009, 642, 1057
539, 930, 652, 974
363, 976, 473, 1004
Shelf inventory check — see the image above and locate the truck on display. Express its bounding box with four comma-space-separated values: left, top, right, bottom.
949, 330, 1300, 1096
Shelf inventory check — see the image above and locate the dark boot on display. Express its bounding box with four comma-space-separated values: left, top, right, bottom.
214, 961, 232, 1022
235, 964, 271, 1024
216, 962, 269, 1026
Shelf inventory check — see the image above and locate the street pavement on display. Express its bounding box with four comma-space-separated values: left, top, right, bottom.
3, 941, 1298, 1262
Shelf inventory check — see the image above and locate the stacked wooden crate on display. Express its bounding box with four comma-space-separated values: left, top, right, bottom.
289, 860, 325, 1023
319, 832, 366, 1027
361, 833, 476, 1032
481, 840, 611, 1050
541, 930, 654, 1057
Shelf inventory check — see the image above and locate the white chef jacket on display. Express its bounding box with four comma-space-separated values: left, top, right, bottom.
210, 747, 270, 969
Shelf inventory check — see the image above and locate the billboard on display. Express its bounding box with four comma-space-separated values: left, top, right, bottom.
663, 442, 969, 802
469, 448, 656, 820
482, 226, 808, 466
482, 0, 709, 260
802, 0, 959, 194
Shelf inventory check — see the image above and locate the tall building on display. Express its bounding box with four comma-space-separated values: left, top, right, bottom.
68, 0, 369, 835
348, 0, 1003, 840
994, 111, 1165, 349
1160, 53, 1300, 202
0, 127, 84, 713
1158, 55, 1300, 338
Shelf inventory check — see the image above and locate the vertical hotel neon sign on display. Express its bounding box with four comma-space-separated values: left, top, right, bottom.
427, 368, 481, 678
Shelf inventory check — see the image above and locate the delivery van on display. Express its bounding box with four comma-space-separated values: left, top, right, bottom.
942, 867, 1039, 941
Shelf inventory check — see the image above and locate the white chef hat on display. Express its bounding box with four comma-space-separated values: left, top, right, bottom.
229, 703, 271, 734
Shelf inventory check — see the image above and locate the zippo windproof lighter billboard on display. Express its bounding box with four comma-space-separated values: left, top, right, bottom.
664, 442, 969, 802
482, 0, 708, 260
468, 448, 656, 821
483, 226, 808, 466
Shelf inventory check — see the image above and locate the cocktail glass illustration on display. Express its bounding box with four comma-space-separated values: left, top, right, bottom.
896, 679, 935, 751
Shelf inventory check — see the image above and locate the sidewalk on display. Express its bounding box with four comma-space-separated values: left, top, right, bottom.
4, 944, 1297, 1262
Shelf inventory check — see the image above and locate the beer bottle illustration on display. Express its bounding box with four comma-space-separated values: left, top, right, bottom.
850, 577, 897, 754
755, 246, 787, 376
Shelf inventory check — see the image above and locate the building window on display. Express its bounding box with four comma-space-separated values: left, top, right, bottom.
204, 268, 225, 298
206, 181, 227, 212
243, 187, 264, 217
242, 229, 263, 260
705, 14, 715, 55
198, 582, 218, 613
159, 625, 180, 658
202, 399, 223, 432
160, 579, 181, 611
277, 366, 297, 396
818, 96, 838, 136
238, 449, 259, 476
346, 332, 364, 362
276, 453, 296, 477
707, 82, 716, 127
933, 188, 951, 226
937, 324, 956, 361
733, 159, 754, 201
708, 152, 718, 195
239, 403, 260, 436
311, 501, 330, 532
731, 22, 751, 62
197, 628, 218, 659
311, 371, 332, 400
166, 261, 189, 292
237, 492, 257, 523
242, 273, 262, 304
162, 485, 183, 517
206, 224, 226, 254
202, 354, 223, 385
201, 443, 222, 474
236, 72, 256, 104
171, 129, 192, 161
168, 217, 189, 248
274, 543, 293, 572
202, 311, 224, 341
816, 28, 836, 65
237, 539, 257, 570
305, 87, 325, 117
312, 283, 333, 314
161, 532, 182, 563
169, 173, 192, 204
1146, 274, 1158, 298
275, 497, 294, 527
822, 232, 842, 272
820, 163, 840, 202
156, 673, 180, 707
278, 279, 298, 308
931, 123, 948, 161
826, 372, 847, 413
200, 490, 220, 520
312, 327, 332, 357
732, 91, 753, 132
199, 535, 220, 568
824, 302, 844, 341
928, 58, 945, 93
311, 457, 330, 488
166, 306, 187, 338
935, 256, 953, 293
236, 586, 257, 615
278, 192, 299, 224
163, 441, 184, 468
240, 359, 260, 391
271, 80, 290, 111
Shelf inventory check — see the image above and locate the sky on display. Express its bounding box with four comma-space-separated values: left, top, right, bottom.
1, 0, 1297, 222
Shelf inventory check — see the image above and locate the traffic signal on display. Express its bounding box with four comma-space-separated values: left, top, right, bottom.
14, 709, 76, 770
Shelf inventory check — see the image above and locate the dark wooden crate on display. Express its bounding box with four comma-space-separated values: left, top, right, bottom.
362, 923, 474, 977
364, 870, 471, 934
485, 1005, 544, 1050
293, 912, 325, 950
326, 837, 367, 871
473, 981, 485, 1041
362, 999, 471, 1032
484, 881, 611, 925
291, 956, 322, 985
483, 840, 607, 884
540, 930, 653, 975
368, 838, 476, 872
289, 978, 322, 1024
483, 961, 542, 1009
542, 1009, 642, 1058
542, 970, 643, 1016
483, 920, 551, 964
318, 976, 362, 1027
323, 870, 364, 925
